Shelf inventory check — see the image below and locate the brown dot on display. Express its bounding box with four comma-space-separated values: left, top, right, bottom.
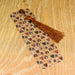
33, 40, 36, 42
45, 46, 48, 49
36, 50, 39, 53
22, 27, 25, 30
19, 22, 22, 24
47, 42, 49, 44
37, 39, 41, 42
44, 63, 47, 67
39, 56, 43, 60
32, 48, 35, 50
48, 60, 51, 63
55, 50, 58, 53
43, 33, 46, 35
16, 17, 19, 19
32, 35, 35, 38
13, 15, 15, 17
45, 51, 49, 54
41, 36, 45, 39
20, 30, 23, 33
25, 36, 28, 38
55, 54, 58, 57
59, 56, 63, 60
20, 19, 22, 21
26, 29, 28, 31
40, 61, 43, 64
40, 52, 43, 55
26, 41, 31, 44
44, 56, 48, 59
30, 13, 32, 15
28, 38, 32, 41
49, 48, 53, 51
32, 44, 35, 47
26, 8, 29, 10
53, 59, 56, 62
46, 38, 50, 41
34, 54, 38, 57
51, 44, 54, 47
19, 9, 25, 14
55, 46, 57, 48
13, 12, 16, 14
19, 25, 21, 27
25, 32, 29, 35
14, 20, 17, 22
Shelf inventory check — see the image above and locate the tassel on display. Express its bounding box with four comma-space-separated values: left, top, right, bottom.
19, 9, 64, 43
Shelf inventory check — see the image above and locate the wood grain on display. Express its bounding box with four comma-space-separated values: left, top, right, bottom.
0, 0, 75, 75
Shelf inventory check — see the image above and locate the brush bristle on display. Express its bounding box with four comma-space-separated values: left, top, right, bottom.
27, 16, 64, 43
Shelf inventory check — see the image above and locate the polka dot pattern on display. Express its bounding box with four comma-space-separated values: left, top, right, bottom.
10, 9, 63, 69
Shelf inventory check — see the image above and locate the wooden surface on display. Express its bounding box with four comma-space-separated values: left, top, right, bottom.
0, 0, 75, 75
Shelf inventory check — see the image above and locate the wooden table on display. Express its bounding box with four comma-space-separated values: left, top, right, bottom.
0, 0, 75, 75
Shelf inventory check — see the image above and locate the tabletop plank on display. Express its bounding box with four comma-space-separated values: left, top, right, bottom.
0, 0, 75, 75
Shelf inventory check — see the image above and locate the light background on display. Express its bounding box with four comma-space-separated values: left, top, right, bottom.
0, 0, 75, 75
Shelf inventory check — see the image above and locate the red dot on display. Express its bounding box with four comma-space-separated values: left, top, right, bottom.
26, 8, 29, 10
13, 12, 16, 14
